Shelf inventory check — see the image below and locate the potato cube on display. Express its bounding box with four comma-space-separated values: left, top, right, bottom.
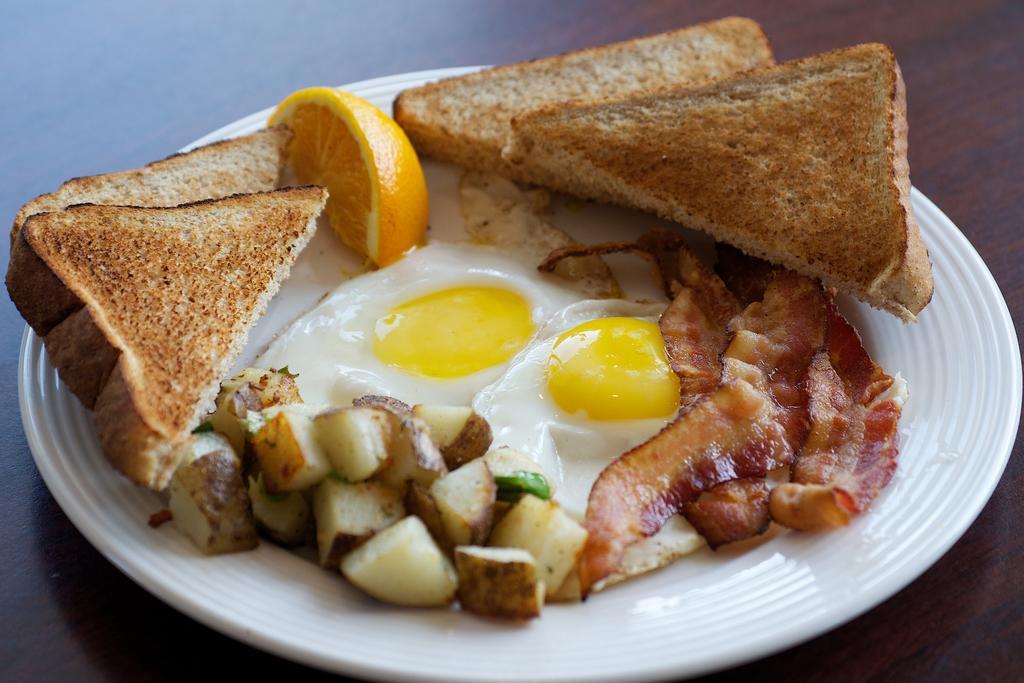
247, 474, 311, 546
488, 495, 587, 596
211, 367, 302, 454
341, 516, 458, 607
313, 478, 405, 569
412, 405, 492, 469
314, 406, 395, 482
455, 546, 544, 619
548, 568, 582, 603
405, 482, 452, 554
482, 446, 556, 497
169, 447, 258, 555
249, 405, 331, 493
376, 415, 447, 490
430, 459, 496, 546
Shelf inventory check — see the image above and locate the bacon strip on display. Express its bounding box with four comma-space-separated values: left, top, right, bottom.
658, 244, 740, 412
682, 478, 770, 549
579, 272, 826, 593
769, 302, 902, 530
715, 244, 776, 306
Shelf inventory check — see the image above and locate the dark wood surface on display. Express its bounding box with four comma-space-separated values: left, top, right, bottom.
1, 1, 1021, 681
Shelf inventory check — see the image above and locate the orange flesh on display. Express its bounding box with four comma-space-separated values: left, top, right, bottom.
288, 103, 373, 257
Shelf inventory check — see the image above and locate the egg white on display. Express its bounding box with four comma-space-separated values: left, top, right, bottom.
256, 242, 586, 407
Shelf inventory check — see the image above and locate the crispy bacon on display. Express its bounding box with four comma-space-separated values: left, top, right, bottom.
715, 244, 776, 306
148, 509, 173, 528
659, 243, 740, 412
769, 302, 902, 530
682, 478, 770, 549
579, 271, 826, 593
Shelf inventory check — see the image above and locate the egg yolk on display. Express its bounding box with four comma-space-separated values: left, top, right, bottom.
373, 287, 534, 378
546, 317, 680, 420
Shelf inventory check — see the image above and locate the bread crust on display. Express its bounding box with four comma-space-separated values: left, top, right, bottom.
6, 226, 83, 335
7, 187, 327, 489
43, 307, 120, 409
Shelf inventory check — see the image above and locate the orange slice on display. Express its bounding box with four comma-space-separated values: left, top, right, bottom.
269, 87, 429, 266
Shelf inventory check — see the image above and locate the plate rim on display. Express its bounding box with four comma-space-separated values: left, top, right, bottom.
17, 67, 1023, 683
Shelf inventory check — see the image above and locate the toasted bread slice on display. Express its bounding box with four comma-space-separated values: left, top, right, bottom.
505, 44, 932, 321
393, 17, 773, 178
11, 126, 292, 242
6, 187, 327, 489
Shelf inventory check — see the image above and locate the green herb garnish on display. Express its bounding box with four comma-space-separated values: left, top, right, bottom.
494, 471, 551, 502
277, 366, 298, 378
191, 421, 214, 434
327, 470, 349, 483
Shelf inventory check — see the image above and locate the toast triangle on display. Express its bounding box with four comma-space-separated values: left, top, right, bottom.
505, 43, 933, 321
394, 17, 773, 179
6, 187, 327, 489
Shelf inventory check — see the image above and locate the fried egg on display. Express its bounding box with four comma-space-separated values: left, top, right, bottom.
473, 299, 680, 519
256, 243, 585, 406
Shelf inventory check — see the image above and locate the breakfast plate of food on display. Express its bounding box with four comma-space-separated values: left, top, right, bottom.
11, 17, 1021, 683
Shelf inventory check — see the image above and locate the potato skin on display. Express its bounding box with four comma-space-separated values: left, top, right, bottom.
489, 494, 587, 596
313, 479, 405, 569
455, 547, 543, 620
376, 415, 447, 490
430, 459, 496, 546
211, 368, 303, 454
247, 475, 311, 546
250, 409, 330, 492
405, 482, 452, 554
412, 405, 493, 469
170, 450, 258, 555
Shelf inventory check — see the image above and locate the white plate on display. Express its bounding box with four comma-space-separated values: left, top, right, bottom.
18, 68, 1022, 682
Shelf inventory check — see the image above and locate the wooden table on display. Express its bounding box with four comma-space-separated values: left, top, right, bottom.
2, 1, 1020, 680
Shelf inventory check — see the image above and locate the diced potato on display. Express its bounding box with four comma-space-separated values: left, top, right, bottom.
548, 568, 582, 603
247, 474, 311, 546
376, 415, 447, 490
249, 405, 331, 493
313, 478, 405, 569
341, 516, 458, 607
314, 406, 395, 482
211, 367, 302, 454
405, 481, 452, 554
185, 431, 236, 463
482, 446, 556, 497
412, 405, 493, 469
489, 495, 587, 596
169, 446, 258, 555
455, 546, 544, 619
430, 459, 496, 546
